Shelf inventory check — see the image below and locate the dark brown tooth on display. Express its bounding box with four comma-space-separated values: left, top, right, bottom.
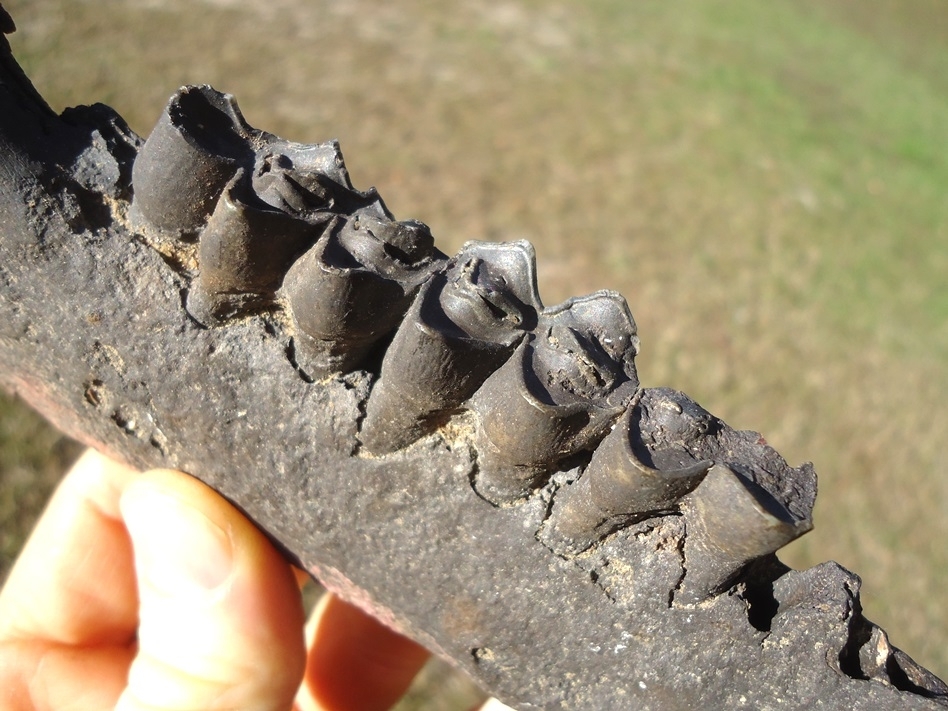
282, 213, 446, 379
678, 463, 813, 604
543, 404, 712, 555
360, 241, 542, 454
250, 140, 384, 218
471, 291, 640, 504
131, 85, 255, 234
185, 170, 325, 326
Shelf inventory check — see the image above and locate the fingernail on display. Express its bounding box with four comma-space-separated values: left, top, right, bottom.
124, 490, 234, 598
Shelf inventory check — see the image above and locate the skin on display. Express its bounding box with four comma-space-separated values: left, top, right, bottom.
0, 449, 512, 711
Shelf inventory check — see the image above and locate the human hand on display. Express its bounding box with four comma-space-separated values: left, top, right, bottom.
0, 449, 512, 710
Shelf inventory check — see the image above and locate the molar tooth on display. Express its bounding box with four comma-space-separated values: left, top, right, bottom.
251, 141, 384, 218
282, 213, 446, 379
185, 170, 326, 326
253, 152, 335, 215
543, 404, 712, 555
360, 240, 542, 454
471, 291, 640, 504
131, 85, 255, 234
678, 463, 813, 604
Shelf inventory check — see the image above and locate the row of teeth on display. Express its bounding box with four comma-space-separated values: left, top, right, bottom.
130, 85, 814, 602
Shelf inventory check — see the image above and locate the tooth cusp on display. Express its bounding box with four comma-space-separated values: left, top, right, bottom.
282, 214, 446, 379
250, 143, 391, 224
678, 463, 813, 603
543, 404, 712, 555
472, 291, 640, 504
131, 85, 255, 234
185, 170, 326, 325
360, 240, 542, 454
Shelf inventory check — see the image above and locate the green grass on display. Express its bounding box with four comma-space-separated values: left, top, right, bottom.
3, 0, 947, 693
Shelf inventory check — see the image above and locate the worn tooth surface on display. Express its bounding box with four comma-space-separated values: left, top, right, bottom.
185, 169, 326, 326
679, 463, 813, 603
471, 290, 640, 503
251, 139, 383, 218
360, 240, 541, 454
282, 213, 446, 379
543, 402, 712, 555
131, 85, 256, 234
536, 290, 640, 408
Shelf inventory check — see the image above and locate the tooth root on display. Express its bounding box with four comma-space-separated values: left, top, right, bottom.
132, 85, 254, 234
282, 214, 444, 379
185, 170, 325, 326
544, 405, 712, 554
472, 291, 640, 504
680, 463, 813, 603
360, 240, 541, 455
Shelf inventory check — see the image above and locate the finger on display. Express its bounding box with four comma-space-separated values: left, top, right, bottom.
296, 593, 430, 711
477, 699, 516, 711
115, 468, 306, 711
0, 449, 139, 647
0, 639, 133, 711
293, 566, 313, 588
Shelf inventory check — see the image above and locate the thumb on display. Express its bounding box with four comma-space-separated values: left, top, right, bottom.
116, 469, 306, 711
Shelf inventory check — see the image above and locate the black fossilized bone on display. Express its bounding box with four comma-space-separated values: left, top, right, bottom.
0, 8, 946, 709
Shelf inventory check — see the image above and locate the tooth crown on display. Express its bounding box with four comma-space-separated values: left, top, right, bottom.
185, 169, 325, 324
679, 462, 813, 602
131, 85, 257, 234
535, 290, 640, 408
470, 291, 641, 502
360, 240, 542, 454
542, 401, 713, 556
285, 216, 441, 330
281, 213, 445, 379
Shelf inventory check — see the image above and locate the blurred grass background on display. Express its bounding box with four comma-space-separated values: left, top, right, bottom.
1, 0, 945, 703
